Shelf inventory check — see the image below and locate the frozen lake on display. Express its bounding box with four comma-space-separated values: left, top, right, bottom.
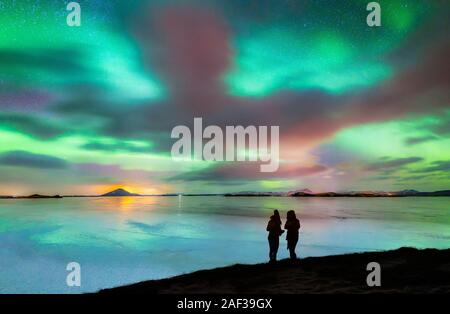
0, 196, 449, 293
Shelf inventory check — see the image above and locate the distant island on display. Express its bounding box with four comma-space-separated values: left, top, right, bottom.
225, 189, 450, 197
1, 188, 449, 199
101, 188, 140, 197
0, 194, 63, 199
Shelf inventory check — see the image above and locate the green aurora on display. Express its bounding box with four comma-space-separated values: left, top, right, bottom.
0, 0, 449, 195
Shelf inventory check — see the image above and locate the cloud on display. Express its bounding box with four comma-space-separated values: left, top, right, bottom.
364, 157, 423, 171
0, 113, 66, 139
136, 4, 232, 112
40, 20, 450, 160
73, 163, 170, 181
81, 141, 152, 154
1, 1, 449, 193
413, 160, 450, 173
0, 49, 87, 82
404, 135, 438, 145
169, 162, 327, 182
284, 42, 450, 146
404, 113, 449, 145
0, 89, 54, 112
430, 117, 450, 136
0, 151, 68, 169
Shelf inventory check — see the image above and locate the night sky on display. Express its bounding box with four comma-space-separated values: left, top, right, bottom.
0, 0, 449, 195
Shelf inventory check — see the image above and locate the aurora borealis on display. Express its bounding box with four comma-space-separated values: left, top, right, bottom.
0, 0, 449, 195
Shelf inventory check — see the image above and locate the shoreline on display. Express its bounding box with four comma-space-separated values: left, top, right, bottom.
1, 188, 449, 199
1, 194, 449, 199
100, 247, 450, 294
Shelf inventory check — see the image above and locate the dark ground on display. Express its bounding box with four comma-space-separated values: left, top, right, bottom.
100, 247, 450, 294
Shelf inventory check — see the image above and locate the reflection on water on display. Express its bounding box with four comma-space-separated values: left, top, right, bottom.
0, 196, 449, 293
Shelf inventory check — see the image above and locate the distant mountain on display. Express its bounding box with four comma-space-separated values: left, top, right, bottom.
414, 190, 450, 196
290, 189, 450, 197
287, 188, 313, 196
182, 193, 224, 196
4, 189, 449, 199
226, 188, 316, 197
14, 194, 63, 199
224, 191, 285, 197
393, 189, 420, 196
225, 188, 450, 197
101, 188, 140, 197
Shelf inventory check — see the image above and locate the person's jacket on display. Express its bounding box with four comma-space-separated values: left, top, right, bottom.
284, 219, 300, 239
266, 216, 283, 237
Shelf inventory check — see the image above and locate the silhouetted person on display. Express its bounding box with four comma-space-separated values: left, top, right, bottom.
284, 210, 300, 259
266, 210, 284, 263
